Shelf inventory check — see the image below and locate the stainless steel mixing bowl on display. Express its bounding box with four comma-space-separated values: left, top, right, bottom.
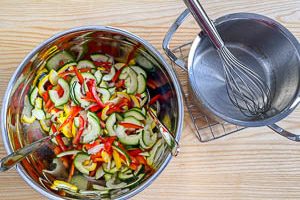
164, 9, 300, 141
1, 26, 184, 199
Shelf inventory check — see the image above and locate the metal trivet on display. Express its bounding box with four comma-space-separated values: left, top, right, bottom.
169, 42, 245, 142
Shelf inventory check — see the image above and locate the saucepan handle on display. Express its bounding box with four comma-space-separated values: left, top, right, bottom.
268, 94, 300, 141
162, 9, 190, 71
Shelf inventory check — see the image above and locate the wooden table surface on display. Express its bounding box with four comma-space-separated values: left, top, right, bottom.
1, 0, 300, 199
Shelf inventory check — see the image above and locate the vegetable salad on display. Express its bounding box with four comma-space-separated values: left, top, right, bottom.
21, 50, 166, 195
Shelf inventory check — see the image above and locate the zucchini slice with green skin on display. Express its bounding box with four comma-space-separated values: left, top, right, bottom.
46, 51, 74, 71
77, 60, 95, 69
56, 150, 80, 158
32, 109, 45, 120
91, 54, 113, 63
118, 170, 134, 181
123, 109, 146, 120
81, 112, 102, 143
97, 87, 111, 103
95, 167, 105, 179
102, 163, 118, 175
72, 81, 90, 108
131, 66, 147, 78
74, 153, 90, 175
133, 165, 145, 176
70, 82, 80, 105
106, 113, 117, 136
70, 175, 88, 190
115, 125, 141, 146
103, 66, 116, 81
141, 129, 157, 149
122, 116, 144, 127
112, 144, 131, 166
49, 69, 59, 85
124, 68, 138, 94
29, 87, 38, 106
147, 139, 163, 167
49, 78, 70, 107
137, 74, 146, 94
94, 70, 103, 84
119, 67, 130, 80
135, 54, 154, 71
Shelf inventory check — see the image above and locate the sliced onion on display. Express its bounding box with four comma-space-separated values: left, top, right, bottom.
87, 144, 104, 155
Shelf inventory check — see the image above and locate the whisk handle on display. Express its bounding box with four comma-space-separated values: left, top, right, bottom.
183, 0, 224, 49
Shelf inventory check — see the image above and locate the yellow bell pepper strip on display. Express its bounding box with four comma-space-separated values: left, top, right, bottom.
58, 106, 82, 131
113, 150, 122, 170
50, 180, 78, 192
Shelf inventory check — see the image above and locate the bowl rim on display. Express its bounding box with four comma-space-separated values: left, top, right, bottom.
1, 25, 184, 199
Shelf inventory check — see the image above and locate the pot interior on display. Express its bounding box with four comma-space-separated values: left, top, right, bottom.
4, 28, 181, 199
189, 14, 300, 126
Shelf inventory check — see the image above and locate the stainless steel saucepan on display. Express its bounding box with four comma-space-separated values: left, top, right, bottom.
163, 9, 300, 141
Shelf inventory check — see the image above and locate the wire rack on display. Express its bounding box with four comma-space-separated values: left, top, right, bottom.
170, 42, 245, 142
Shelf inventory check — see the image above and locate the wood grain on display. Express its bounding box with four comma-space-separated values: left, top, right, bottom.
0, 0, 300, 199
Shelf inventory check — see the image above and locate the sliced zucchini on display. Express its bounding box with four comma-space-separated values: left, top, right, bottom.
72, 81, 90, 108
124, 68, 138, 94
131, 66, 147, 78
39, 119, 51, 132
81, 112, 102, 143
94, 70, 103, 84
147, 139, 163, 167
46, 51, 74, 71
108, 87, 116, 95
141, 129, 157, 149
119, 67, 130, 80
35, 97, 43, 109
106, 113, 117, 136
32, 109, 45, 120
102, 163, 118, 175
115, 125, 141, 146
95, 167, 105, 179
74, 153, 96, 175
97, 88, 111, 103
118, 170, 134, 181
29, 87, 38, 106
133, 165, 145, 176
37, 74, 49, 96
135, 54, 155, 71
99, 80, 108, 88
49, 69, 59, 85
122, 116, 143, 127
91, 54, 113, 63
124, 109, 146, 120
103, 66, 116, 81
137, 74, 146, 94
49, 78, 70, 107
70, 175, 88, 190
77, 60, 95, 69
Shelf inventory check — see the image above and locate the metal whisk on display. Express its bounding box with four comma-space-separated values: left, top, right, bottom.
183, 0, 272, 117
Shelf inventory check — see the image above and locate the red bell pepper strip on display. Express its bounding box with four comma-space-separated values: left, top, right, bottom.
128, 149, 143, 157
119, 122, 143, 129
55, 134, 67, 152
147, 79, 157, 90
58, 106, 82, 131
112, 68, 123, 83
72, 116, 85, 145
89, 104, 102, 112
42, 92, 49, 101
84, 140, 101, 150
149, 94, 162, 105
136, 155, 147, 165
115, 79, 125, 88
56, 84, 64, 97
86, 79, 105, 108
73, 67, 84, 85
59, 68, 91, 78
101, 136, 117, 155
